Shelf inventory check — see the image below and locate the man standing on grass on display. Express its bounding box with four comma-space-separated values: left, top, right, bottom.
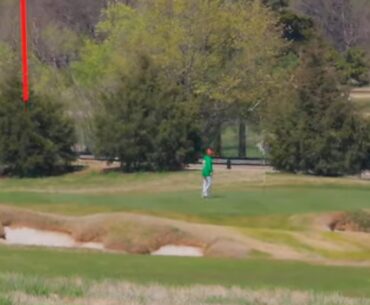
202, 148, 214, 199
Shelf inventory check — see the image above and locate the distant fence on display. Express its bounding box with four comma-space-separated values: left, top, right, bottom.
78, 154, 119, 162
211, 158, 269, 166
78, 154, 269, 166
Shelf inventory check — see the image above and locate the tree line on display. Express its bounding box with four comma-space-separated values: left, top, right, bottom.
0, 0, 369, 176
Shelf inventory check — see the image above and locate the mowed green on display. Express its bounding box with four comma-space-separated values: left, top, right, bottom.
1, 246, 370, 297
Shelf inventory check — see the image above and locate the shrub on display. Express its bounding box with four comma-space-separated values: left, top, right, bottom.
94, 56, 200, 172
0, 77, 76, 177
346, 210, 370, 232
268, 43, 370, 176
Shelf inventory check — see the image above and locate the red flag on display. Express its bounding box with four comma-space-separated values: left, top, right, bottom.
20, 0, 29, 104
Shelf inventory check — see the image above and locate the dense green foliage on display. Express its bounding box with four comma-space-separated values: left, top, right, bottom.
0, 0, 369, 174
74, 0, 284, 169
94, 56, 200, 171
337, 48, 370, 86
279, 11, 313, 42
262, 0, 289, 11
268, 43, 370, 176
0, 75, 76, 177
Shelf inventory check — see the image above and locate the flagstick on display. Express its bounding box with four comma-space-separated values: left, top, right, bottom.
20, 0, 29, 111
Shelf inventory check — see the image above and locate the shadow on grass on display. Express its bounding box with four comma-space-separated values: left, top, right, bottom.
0, 165, 87, 179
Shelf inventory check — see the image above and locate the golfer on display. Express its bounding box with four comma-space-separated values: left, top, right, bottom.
202, 148, 214, 198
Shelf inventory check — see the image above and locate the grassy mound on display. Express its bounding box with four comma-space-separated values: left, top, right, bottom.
330, 210, 370, 233
0, 205, 250, 258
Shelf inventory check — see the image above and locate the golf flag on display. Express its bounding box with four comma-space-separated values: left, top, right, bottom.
20, 0, 29, 105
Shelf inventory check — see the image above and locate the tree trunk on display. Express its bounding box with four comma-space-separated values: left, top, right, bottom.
238, 121, 246, 158
214, 124, 222, 156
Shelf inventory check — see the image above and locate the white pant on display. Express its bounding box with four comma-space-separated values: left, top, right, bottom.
202, 176, 212, 198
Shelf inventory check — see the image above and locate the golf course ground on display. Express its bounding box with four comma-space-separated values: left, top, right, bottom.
1, 160, 370, 304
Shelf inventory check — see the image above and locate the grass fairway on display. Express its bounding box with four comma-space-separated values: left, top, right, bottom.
0, 186, 370, 227
0, 185, 370, 231
0, 171, 370, 225
1, 246, 370, 297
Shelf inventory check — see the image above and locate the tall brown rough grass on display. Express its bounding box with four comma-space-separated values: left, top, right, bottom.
1, 274, 370, 305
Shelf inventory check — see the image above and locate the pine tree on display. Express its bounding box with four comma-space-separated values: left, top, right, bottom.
94, 56, 200, 171
269, 43, 370, 176
0, 76, 76, 177
262, 0, 289, 11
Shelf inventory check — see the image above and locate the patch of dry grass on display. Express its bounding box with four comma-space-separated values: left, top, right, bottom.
2, 274, 370, 305
241, 224, 370, 264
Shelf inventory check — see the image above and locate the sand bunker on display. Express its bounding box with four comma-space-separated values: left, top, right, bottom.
0, 205, 251, 258
151, 245, 203, 257
2, 227, 104, 250
0, 227, 204, 257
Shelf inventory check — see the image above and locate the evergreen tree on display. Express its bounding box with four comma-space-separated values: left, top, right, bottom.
268, 43, 370, 176
94, 56, 200, 171
336, 48, 370, 86
262, 0, 289, 11
0, 76, 76, 177
279, 11, 314, 43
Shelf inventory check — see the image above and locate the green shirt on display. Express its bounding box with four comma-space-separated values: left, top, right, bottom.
202, 155, 213, 177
